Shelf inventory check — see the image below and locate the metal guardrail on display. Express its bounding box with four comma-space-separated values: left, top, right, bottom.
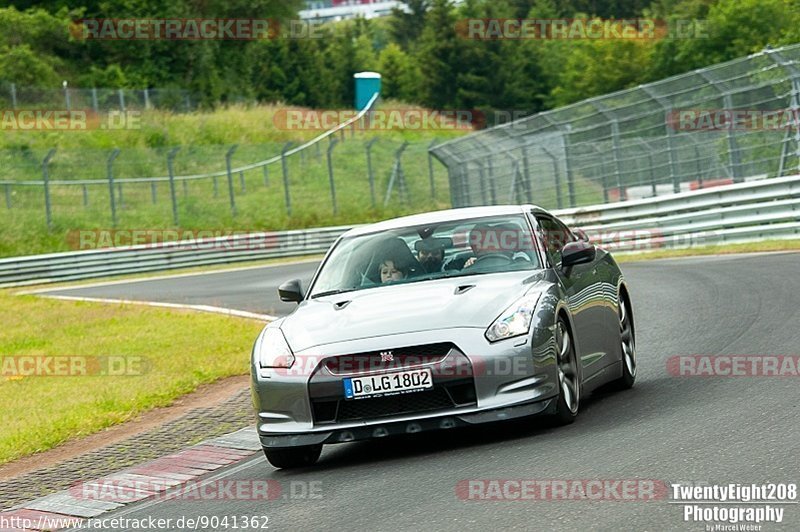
0, 175, 797, 288
555, 174, 800, 251
0, 226, 352, 287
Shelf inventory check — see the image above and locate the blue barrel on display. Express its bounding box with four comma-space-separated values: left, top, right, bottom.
354, 72, 381, 110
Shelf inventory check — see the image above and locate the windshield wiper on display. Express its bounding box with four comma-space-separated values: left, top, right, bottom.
310, 288, 357, 299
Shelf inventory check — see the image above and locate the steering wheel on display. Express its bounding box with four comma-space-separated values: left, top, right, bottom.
466, 252, 514, 269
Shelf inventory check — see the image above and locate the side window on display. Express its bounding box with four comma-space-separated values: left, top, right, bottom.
535, 215, 574, 265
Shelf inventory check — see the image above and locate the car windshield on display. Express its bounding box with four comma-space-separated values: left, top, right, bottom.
309, 214, 542, 298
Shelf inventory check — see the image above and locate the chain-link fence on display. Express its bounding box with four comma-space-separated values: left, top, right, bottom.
0, 133, 449, 254
0, 81, 196, 112
431, 44, 800, 210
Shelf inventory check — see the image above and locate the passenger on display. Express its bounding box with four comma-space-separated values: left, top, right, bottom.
379, 258, 408, 283
416, 238, 446, 273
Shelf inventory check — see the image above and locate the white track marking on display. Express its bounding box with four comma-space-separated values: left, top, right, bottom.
36, 294, 276, 321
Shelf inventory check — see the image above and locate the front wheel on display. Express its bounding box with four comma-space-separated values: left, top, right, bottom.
610, 291, 636, 390
263, 444, 322, 469
550, 318, 580, 425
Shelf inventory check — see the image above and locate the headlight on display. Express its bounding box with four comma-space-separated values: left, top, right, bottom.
256, 328, 295, 368
485, 292, 541, 342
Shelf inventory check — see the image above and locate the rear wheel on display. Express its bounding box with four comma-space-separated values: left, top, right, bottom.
263, 444, 322, 469
610, 291, 636, 390
551, 318, 580, 425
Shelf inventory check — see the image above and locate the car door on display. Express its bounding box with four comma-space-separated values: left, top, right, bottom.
533, 213, 611, 381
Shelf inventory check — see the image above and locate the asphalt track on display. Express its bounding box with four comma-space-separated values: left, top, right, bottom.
49, 252, 800, 531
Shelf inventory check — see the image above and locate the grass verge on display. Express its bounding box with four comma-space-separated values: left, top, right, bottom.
0, 291, 264, 465
616, 239, 800, 262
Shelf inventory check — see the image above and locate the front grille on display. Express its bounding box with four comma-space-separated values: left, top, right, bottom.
339, 387, 454, 420
324, 343, 454, 375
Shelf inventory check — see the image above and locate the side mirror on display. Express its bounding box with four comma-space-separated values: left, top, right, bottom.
573, 228, 590, 242
561, 241, 596, 269
278, 279, 304, 303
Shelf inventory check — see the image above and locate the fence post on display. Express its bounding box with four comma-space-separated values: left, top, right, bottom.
107, 148, 120, 226
327, 138, 339, 215
5, 184, 12, 209
263, 164, 269, 187
63, 82, 70, 112
427, 140, 437, 200
10, 83, 17, 110
225, 145, 238, 217
118, 89, 126, 112
42, 149, 56, 229
365, 138, 378, 208
541, 147, 563, 209
521, 152, 533, 203
167, 147, 181, 225
213, 175, 219, 197
91, 88, 99, 113
694, 145, 704, 188
82, 185, 88, 207
239, 171, 246, 193
487, 159, 497, 204
384, 141, 409, 206
151, 182, 157, 204
281, 142, 293, 216
143, 88, 151, 110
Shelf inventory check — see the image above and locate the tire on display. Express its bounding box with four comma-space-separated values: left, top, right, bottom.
263, 444, 322, 469
551, 317, 580, 425
610, 290, 636, 390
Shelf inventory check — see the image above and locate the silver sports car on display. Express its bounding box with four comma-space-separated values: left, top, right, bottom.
251, 205, 636, 468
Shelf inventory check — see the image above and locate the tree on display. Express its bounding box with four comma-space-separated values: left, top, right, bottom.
389, 0, 430, 50
378, 43, 417, 100
415, 0, 459, 108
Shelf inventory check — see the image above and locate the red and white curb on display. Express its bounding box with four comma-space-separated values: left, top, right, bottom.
0, 427, 260, 531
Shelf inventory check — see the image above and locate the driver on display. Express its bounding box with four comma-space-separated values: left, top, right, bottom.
463, 223, 521, 268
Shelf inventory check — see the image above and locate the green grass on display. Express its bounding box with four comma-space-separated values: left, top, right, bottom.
0, 102, 466, 257
0, 291, 264, 464
616, 239, 800, 262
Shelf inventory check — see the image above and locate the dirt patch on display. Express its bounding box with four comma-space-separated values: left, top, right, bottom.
0, 374, 250, 482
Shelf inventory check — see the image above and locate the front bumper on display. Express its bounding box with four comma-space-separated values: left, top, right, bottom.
259, 396, 556, 448
251, 327, 558, 448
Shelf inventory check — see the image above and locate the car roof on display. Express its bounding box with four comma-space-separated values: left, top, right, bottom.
343, 204, 547, 238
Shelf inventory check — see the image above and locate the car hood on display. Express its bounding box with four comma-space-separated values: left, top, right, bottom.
280, 270, 545, 352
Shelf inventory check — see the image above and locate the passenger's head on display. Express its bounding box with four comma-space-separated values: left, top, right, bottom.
379, 259, 407, 283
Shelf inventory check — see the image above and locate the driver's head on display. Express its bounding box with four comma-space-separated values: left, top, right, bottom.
416, 239, 445, 273
469, 223, 502, 257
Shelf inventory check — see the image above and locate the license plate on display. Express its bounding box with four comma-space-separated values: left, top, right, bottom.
343, 368, 433, 399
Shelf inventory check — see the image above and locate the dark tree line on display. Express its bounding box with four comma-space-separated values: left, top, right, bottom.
1, 0, 799, 116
